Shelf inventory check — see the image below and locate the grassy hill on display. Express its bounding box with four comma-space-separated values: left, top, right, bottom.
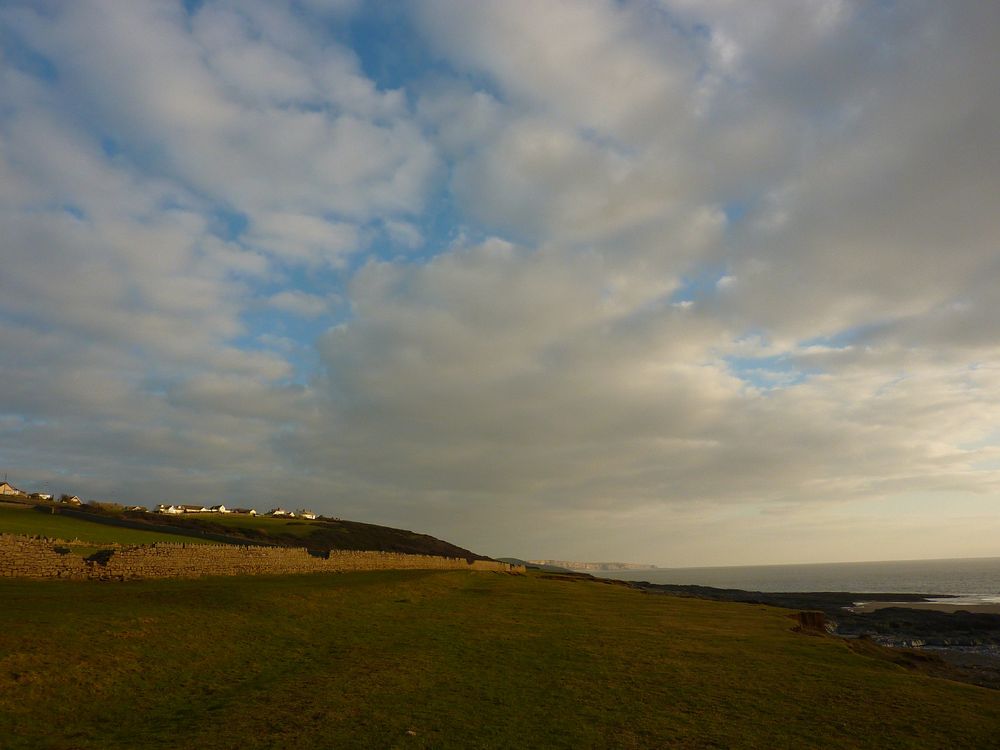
0, 504, 213, 546
114, 508, 488, 559
0, 500, 488, 559
2, 570, 999, 748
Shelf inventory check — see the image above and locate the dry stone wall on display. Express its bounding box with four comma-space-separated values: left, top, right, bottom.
0, 534, 523, 580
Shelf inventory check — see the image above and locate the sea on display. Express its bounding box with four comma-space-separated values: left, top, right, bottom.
598, 556, 1000, 605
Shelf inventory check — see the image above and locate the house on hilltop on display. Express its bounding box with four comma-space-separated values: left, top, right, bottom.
229, 508, 257, 515
0, 481, 25, 496
60, 495, 82, 505
156, 503, 235, 514
155, 504, 207, 514
268, 508, 294, 517
297, 510, 317, 520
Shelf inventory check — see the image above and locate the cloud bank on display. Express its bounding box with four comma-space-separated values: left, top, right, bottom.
1, 1, 998, 564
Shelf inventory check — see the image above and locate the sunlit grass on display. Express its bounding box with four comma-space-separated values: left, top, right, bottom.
0, 506, 213, 545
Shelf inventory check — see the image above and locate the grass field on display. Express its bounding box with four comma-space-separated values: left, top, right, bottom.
0, 504, 482, 558
2, 571, 999, 748
0, 506, 213, 546
145, 511, 484, 558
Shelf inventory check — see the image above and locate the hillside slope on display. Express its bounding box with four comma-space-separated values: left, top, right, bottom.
0, 504, 213, 546
12, 501, 488, 560
126, 511, 487, 559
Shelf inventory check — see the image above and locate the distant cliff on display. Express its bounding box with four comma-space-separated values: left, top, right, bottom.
529, 560, 657, 572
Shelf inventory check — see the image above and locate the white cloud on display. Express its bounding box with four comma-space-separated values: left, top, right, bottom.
416, 0, 694, 144
383, 220, 424, 251
300, 239, 1000, 518
416, 82, 504, 157
451, 117, 698, 244
6, 0, 437, 223
266, 290, 332, 318
248, 213, 359, 267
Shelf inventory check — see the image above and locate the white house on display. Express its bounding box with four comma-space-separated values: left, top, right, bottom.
0, 481, 24, 496
267, 508, 294, 517
297, 510, 318, 520
230, 508, 257, 516
157, 503, 235, 514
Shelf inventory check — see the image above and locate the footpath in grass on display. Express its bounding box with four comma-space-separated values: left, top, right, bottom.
0, 505, 213, 546
1, 570, 999, 749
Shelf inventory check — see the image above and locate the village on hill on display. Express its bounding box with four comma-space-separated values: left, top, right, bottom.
1, 479, 55, 502
1, 478, 315, 520
153, 503, 317, 519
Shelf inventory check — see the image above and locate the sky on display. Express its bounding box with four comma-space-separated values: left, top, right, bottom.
1, 1, 999, 567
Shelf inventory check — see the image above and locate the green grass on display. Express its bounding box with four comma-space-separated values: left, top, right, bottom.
0, 506, 213, 546
1, 505, 480, 558
1, 571, 998, 748
145, 512, 484, 558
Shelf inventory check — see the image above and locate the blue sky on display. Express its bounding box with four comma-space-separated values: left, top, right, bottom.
1, 1, 999, 566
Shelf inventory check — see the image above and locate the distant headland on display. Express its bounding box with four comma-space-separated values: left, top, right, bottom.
529, 560, 657, 572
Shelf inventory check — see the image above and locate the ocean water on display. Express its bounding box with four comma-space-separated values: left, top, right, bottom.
598, 557, 1000, 603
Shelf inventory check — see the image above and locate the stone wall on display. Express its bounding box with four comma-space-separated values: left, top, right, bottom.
0, 534, 523, 581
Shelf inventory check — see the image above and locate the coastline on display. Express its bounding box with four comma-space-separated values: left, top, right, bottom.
597, 556, 1000, 599
851, 601, 1000, 615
